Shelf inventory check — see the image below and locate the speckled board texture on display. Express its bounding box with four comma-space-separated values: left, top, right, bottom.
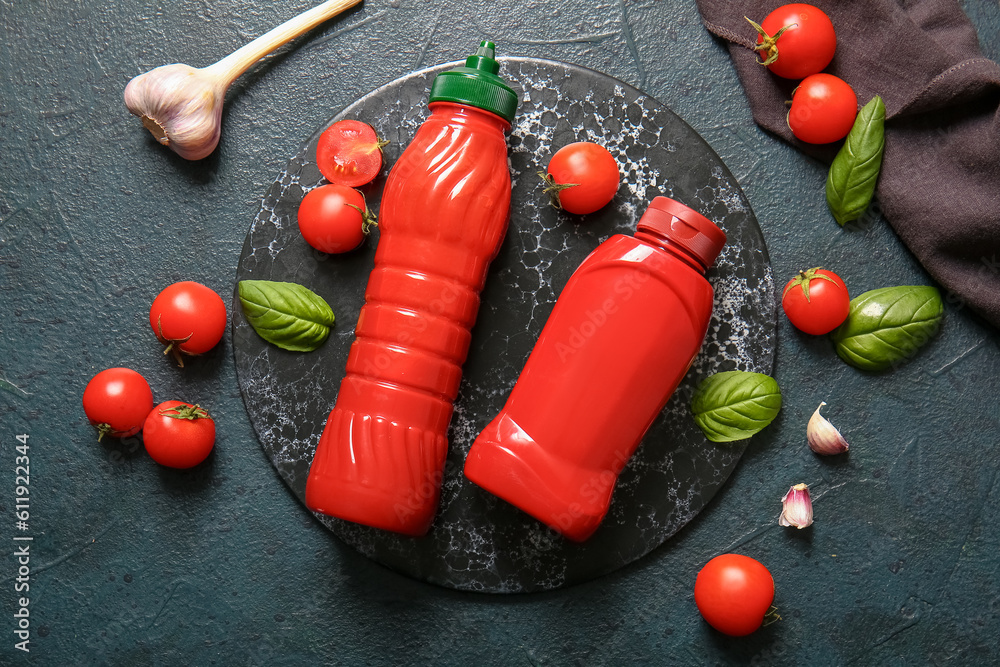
1, 0, 999, 664
232, 57, 775, 592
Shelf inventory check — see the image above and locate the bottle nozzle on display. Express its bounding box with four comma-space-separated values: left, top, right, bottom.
465, 40, 500, 74
475, 41, 496, 59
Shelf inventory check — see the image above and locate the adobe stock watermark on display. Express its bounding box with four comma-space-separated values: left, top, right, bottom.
547, 448, 631, 535
512, 447, 636, 557
836, 114, 1000, 343
883, 251, 999, 373
350, 278, 468, 397
942, 252, 1000, 316
845, 187, 999, 353
479, 446, 634, 558
553, 251, 670, 363
11, 432, 32, 653
104, 433, 143, 468
392, 457, 462, 526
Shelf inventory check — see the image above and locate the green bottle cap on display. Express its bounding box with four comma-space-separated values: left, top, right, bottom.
429, 40, 518, 124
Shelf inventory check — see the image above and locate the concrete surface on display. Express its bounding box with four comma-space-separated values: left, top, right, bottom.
2, 0, 999, 664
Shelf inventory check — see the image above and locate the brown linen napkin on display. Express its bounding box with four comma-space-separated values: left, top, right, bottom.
696, 0, 1000, 329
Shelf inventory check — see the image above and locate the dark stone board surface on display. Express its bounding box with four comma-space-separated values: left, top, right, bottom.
232, 58, 775, 592
2, 0, 999, 664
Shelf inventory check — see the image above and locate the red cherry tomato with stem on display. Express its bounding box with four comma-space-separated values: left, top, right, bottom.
541, 142, 620, 215
748, 4, 837, 80
788, 73, 858, 144
150, 281, 227, 367
82, 368, 154, 441
143, 400, 216, 469
316, 119, 388, 188
695, 554, 776, 637
297, 184, 376, 254
781, 267, 850, 335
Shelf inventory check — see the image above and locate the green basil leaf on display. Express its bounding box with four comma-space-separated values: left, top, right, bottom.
238, 280, 335, 352
831, 286, 943, 371
826, 95, 886, 226
691, 371, 782, 443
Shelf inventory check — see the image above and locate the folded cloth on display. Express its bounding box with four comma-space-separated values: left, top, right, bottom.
696, 0, 1000, 329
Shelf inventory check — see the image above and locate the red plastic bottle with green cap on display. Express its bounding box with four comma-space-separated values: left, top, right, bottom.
464, 197, 727, 542
306, 41, 519, 536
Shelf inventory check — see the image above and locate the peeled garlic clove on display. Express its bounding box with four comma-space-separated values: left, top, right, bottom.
779, 483, 813, 529
124, 64, 224, 161
807, 401, 850, 456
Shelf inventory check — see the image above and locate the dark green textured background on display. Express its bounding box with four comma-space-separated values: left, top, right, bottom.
2, 1, 999, 664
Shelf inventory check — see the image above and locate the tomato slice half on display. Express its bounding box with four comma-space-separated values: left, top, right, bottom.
316, 119, 386, 188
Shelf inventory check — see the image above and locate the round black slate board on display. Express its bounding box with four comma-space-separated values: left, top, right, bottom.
232, 58, 776, 593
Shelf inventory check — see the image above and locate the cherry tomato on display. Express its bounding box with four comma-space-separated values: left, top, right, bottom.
749, 4, 837, 80
150, 281, 227, 367
782, 267, 850, 335
143, 400, 216, 469
297, 184, 376, 254
316, 119, 388, 188
695, 554, 775, 637
787, 73, 858, 144
82, 368, 154, 440
542, 142, 620, 215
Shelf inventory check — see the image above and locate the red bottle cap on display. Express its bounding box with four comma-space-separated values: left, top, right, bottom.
637, 197, 727, 269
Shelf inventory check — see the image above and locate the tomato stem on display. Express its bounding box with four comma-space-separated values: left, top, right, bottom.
160, 403, 211, 420
745, 16, 798, 67
782, 267, 839, 303
162, 341, 186, 368
155, 315, 194, 368
762, 605, 782, 627
95, 422, 113, 442
346, 203, 379, 235
538, 171, 579, 210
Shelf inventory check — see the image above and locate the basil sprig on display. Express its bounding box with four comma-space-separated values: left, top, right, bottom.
691, 371, 782, 443
238, 280, 335, 352
826, 95, 886, 226
831, 286, 943, 371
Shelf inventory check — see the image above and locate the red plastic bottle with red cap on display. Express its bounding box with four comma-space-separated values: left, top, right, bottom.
464, 196, 727, 542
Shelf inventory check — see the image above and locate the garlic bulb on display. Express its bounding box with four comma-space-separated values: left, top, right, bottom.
807, 402, 850, 455
125, 64, 224, 160
124, 0, 361, 160
779, 483, 813, 529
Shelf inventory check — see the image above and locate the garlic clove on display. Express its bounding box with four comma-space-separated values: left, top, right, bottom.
124, 64, 224, 161
779, 483, 813, 529
807, 401, 850, 456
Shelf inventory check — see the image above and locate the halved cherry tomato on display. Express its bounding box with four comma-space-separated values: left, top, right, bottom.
541, 142, 620, 215
143, 400, 216, 469
297, 184, 376, 254
749, 4, 837, 80
695, 554, 775, 637
316, 119, 388, 188
782, 267, 850, 334
787, 74, 857, 144
82, 368, 154, 440
150, 281, 227, 367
